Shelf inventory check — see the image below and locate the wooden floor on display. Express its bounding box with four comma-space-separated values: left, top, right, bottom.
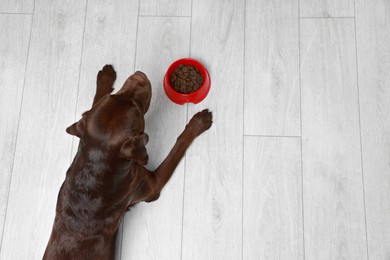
0, 0, 389, 259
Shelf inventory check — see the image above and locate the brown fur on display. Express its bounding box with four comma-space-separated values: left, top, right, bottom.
43, 65, 212, 259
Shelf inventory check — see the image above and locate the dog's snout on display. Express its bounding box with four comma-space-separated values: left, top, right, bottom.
134, 71, 147, 80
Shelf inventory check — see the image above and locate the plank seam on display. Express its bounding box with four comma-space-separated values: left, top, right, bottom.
0, 12, 33, 15
180, 1, 193, 259
353, 0, 369, 259
139, 15, 191, 18
244, 134, 301, 138
242, 0, 247, 259
298, 0, 306, 258
300, 16, 355, 19
70, 0, 88, 163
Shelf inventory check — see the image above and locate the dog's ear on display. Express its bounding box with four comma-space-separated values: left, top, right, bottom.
66, 119, 85, 139
119, 133, 149, 165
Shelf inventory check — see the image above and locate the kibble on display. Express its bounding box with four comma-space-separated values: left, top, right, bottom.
170, 65, 204, 94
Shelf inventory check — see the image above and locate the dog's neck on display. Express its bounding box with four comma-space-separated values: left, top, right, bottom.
70, 143, 133, 174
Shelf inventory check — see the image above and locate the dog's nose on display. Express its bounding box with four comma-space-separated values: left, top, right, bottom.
134, 71, 147, 79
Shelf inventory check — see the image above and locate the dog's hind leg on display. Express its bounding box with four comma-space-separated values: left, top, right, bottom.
93, 64, 117, 106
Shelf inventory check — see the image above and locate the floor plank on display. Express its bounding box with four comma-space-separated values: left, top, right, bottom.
0, 14, 31, 248
355, 0, 390, 258
299, 0, 354, 18
244, 0, 300, 136
181, 0, 244, 259
0, 0, 34, 14
139, 0, 191, 16
243, 137, 303, 259
121, 16, 190, 260
300, 18, 367, 259
0, 1, 86, 259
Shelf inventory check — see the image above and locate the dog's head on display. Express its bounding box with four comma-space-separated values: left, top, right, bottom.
66, 71, 151, 165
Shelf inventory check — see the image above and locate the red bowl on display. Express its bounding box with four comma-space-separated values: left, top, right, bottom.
164, 58, 211, 105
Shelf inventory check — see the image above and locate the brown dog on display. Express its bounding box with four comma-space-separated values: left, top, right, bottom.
43, 65, 212, 259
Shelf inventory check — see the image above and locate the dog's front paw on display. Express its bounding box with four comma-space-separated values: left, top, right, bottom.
98, 64, 116, 81
187, 109, 213, 137
97, 64, 116, 93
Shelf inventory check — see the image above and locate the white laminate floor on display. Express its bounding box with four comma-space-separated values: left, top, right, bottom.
0, 0, 389, 259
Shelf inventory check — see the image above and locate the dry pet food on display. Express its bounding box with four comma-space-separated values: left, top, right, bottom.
170, 65, 204, 94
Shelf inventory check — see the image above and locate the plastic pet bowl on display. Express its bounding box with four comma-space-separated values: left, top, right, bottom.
163, 58, 211, 105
